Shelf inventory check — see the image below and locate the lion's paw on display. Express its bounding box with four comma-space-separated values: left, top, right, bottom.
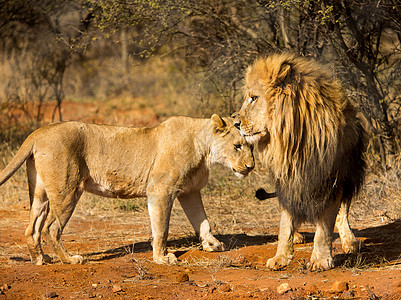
266, 255, 292, 270
308, 257, 334, 271
342, 239, 364, 254
69, 255, 84, 264
202, 238, 225, 252
154, 253, 178, 265
293, 232, 305, 244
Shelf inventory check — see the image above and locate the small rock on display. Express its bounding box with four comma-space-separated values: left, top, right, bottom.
0, 284, 10, 292
304, 283, 319, 295
277, 283, 292, 294
332, 281, 348, 292
342, 290, 355, 298
112, 285, 122, 293
45, 291, 58, 298
219, 284, 231, 292
176, 273, 189, 283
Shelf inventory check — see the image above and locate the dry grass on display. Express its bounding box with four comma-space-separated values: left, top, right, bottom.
1, 92, 401, 272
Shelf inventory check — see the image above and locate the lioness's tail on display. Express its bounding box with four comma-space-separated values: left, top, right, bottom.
0, 136, 34, 186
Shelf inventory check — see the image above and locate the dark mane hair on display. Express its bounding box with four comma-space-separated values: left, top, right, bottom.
247, 53, 366, 222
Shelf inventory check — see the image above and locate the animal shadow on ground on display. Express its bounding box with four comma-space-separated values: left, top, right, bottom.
85, 233, 277, 262
335, 220, 401, 267
85, 222, 401, 267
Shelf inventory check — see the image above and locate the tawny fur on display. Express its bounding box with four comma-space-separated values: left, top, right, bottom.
235, 53, 366, 271
0, 115, 255, 265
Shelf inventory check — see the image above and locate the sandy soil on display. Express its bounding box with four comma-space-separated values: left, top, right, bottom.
1, 101, 401, 299
1, 200, 401, 300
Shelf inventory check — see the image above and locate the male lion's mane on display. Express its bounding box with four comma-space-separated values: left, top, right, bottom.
249, 53, 366, 223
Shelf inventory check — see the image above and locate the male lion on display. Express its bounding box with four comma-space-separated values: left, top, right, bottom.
0, 114, 255, 265
234, 53, 366, 271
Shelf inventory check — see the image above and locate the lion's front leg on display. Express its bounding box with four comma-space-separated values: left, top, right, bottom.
178, 191, 224, 252
147, 186, 178, 265
266, 209, 297, 270
308, 198, 341, 271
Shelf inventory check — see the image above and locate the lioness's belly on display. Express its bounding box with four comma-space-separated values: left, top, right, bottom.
83, 172, 148, 199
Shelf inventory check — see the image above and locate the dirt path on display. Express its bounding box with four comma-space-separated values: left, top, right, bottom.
1, 202, 401, 300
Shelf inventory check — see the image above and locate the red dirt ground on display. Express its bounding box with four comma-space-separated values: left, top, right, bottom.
1, 101, 401, 299
1, 200, 401, 300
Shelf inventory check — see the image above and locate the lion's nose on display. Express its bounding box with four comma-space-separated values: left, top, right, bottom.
233, 120, 241, 130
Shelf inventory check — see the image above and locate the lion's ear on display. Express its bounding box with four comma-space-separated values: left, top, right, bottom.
275, 63, 292, 87
211, 114, 228, 135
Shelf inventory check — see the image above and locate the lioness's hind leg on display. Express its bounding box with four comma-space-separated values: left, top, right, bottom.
42, 188, 84, 264
178, 191, 224, 252
336, 199, 362, 254
25, 161, 51, 265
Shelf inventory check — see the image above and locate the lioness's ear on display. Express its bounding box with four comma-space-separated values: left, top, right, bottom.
211, 114, 228, 134
275, 63, 292, 87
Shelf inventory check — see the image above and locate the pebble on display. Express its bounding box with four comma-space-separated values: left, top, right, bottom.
277, 282, 292, 294
304, 282, 319, 295
219, 284, 231, 292
176, 273, 189, 283
0, 284, 10, 292
112, 285, 122, 293
331, 281, 348, 292
342, 290, 355, 298
45, 291, 58, 298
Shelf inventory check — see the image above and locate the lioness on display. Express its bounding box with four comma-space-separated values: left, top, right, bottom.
0, 114, 255, 265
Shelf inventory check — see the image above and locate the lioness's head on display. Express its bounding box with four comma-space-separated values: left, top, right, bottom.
211, 114, 255, 178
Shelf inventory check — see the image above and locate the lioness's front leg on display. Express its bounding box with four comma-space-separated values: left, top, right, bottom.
178, 191, 224, 252
266, 208, 298, 270
147, 185, 178, 265
308, 198, 341, 271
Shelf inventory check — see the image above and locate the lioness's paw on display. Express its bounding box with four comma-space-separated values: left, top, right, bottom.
202, 239, 225, 252
266, 255, 292, 270
69, 255, 84, 264
308, 258, 334, 271
31, 254, 52, 265
154, 253, 178, 265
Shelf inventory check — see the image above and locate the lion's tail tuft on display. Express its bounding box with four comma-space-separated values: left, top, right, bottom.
255, 188, 277, 200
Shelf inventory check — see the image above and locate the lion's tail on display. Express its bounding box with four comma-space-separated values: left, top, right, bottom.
0, 135, 34, 186
255, 188, 277, 200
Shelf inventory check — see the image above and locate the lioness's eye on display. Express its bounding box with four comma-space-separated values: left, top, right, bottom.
234, 144, 242, 150
248, 96, 258, 104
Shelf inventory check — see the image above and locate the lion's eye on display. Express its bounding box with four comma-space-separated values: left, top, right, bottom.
248, 96, 258, 104
234, 144, 242, 150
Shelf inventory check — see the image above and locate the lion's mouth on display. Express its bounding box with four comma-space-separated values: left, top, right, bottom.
243, 132, 262, 144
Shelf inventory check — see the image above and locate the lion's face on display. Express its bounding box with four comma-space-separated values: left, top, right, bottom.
211, 115, 255, 178
234, 57, 292, 145
234, 82, 272, 145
